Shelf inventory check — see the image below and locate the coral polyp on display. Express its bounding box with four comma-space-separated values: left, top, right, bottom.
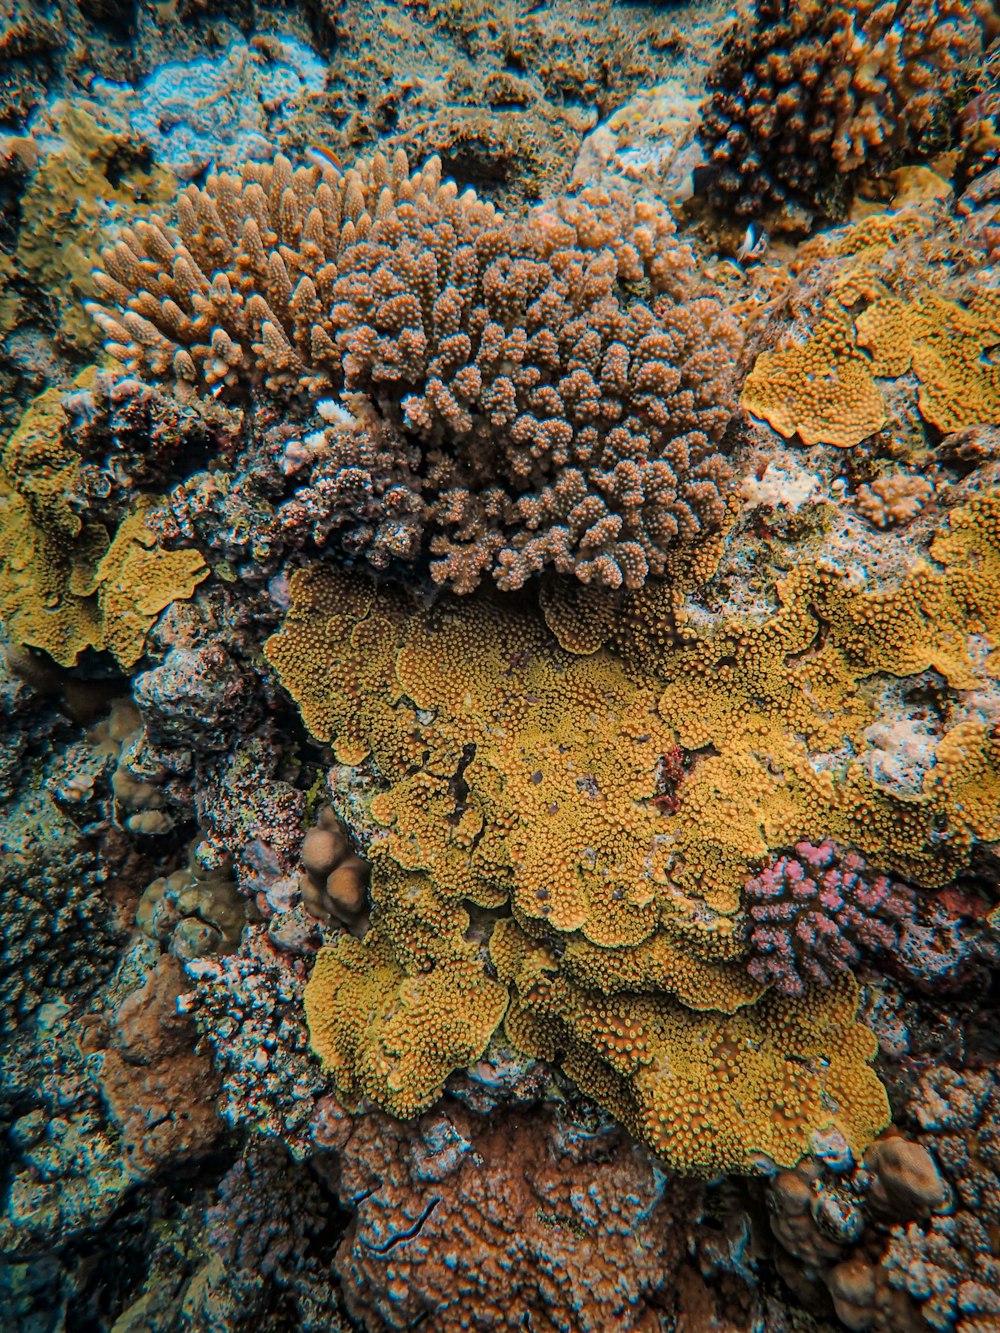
2, 3, 1000, 1328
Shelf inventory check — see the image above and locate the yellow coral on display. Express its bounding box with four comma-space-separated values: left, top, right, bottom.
741, 308, 886, 448
269, 491, 1000, 1173
4, 101, 173, 350
94, 497, 209, 669
0, 387, 208, 668
493, 920, 887, 1174
743, 220, 1000, 445
305, 855, 508, 1117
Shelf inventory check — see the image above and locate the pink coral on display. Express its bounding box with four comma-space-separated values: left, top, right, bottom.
743, 841, 916, 995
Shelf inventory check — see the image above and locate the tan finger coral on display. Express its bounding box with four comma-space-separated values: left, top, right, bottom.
87, 149, 740, 593
701, 0, 995, 220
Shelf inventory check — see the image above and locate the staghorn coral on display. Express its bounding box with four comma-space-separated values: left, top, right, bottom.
700, 0, 996, 221
323, 1094, 702, 1333
743, 841, 917, 997
267, 489, 1000, 1171
87, 148, 740, 592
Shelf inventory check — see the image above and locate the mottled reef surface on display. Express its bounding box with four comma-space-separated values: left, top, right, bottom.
2, 1, 1000, 1330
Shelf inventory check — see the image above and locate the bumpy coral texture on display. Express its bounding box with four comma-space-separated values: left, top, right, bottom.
0, 383, 208, 668
701, 0, 994, 219
326, 1097, 701, 1333
85, 954, 222, 1180
267, 492, 1000, 1171
743, 841, 916, 996
741, 261, 1000, 449
882, 1065, 1000, 1332
87, 149, 739, 592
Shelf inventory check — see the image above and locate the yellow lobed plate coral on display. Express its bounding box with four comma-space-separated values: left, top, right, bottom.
268, 489, 1000, 1174
0, 383, 208, 668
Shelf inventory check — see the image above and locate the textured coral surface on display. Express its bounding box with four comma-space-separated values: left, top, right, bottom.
3, 3, 1000, 1330
701, 0, 995, 221
267, 486, 1000, 1172
87, 150, 739, 592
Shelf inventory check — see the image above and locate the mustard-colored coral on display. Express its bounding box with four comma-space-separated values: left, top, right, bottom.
305, 856, 508, 1117
740, 308, 886, 448
743, 220, 1000, 445
493, 921, 887, 1175
2, 101, 173, 350
0, 387, 208, 667
268, 489, 1000, 1173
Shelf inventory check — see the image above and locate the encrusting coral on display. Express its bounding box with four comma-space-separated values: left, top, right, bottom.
321, 1095, 703, 1333
266, 487, 1000, 1174
86, 149, 740, 592
0, 384, 208, 667
700, 0, 997, 221
741, 265, 1000, 448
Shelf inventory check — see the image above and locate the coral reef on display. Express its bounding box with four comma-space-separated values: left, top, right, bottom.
100, 34, 327, 181
1, 99, 174, 355
4, 7, 1000, 1329
743, 842, 916, 996
700, 0, 996, 222
137, 846, 249, 961
0, 384, 209, 668
182, 926, 326, 1157
323, 1096, 702, 1332
87, 149, 740, 591
308, 0, 725, 210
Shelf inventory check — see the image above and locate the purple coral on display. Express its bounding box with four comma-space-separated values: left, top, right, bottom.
743, 841, 916, 996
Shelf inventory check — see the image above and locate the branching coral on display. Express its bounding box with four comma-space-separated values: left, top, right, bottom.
87, 149, 740, 592
701, 0, 995, 220
266, 489, 1000, 1173
743, 841, 916, 996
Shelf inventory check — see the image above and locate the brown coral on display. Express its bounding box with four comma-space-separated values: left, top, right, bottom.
299, 805, 370, 924
324, 1095, 702, 1333
855, 472, 935, 527
701, 0, 995, 221
85, 955, 222, 1180
87, 149, 740, 592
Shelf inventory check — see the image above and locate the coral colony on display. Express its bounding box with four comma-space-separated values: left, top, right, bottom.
1, 0, 1000, 1329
